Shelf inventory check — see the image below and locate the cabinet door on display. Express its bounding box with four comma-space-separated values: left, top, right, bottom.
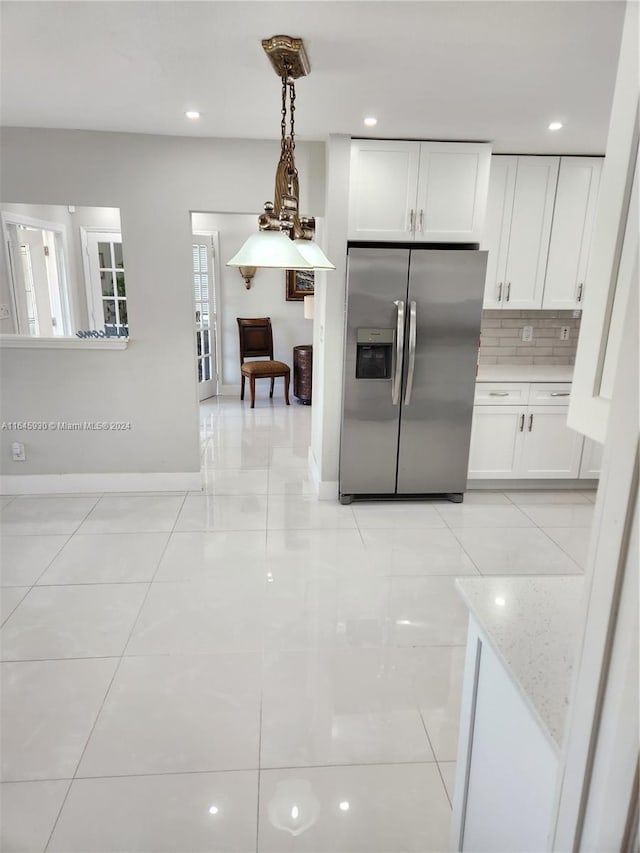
467, 406, 524, 479
415, 142, 492, 243
503, 156, 560, 309
348, 140, 420, 240
520, 406, 583, 478
543, 157, 602, 310
480, 156, 517, 308
461, 629, 558, 852
580, 437, 604, 478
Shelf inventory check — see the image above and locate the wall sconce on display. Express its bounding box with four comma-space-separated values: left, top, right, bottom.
239, 266, 257, 289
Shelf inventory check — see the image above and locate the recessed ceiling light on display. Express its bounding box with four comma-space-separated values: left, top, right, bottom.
364, 116, 378, 127
185, 110, 201, 120
548, 121, 563, 131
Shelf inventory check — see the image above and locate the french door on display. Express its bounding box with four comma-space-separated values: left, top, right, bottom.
192, 233, 218, 400
83, 230, 128, 337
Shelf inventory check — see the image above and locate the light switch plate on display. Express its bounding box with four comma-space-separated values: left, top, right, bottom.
522, 325, 533, 342
0, 304, 10, 320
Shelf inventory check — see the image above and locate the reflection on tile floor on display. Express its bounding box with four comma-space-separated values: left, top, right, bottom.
0, 396, 595, 852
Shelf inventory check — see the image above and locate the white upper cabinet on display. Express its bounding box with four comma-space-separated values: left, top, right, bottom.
414, 143, 491, 242
481, 155, 560, 309
542, 157, 602, 310
348, 140, 491, 242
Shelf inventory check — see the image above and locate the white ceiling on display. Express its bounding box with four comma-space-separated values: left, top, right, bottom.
0, 0, 625, 154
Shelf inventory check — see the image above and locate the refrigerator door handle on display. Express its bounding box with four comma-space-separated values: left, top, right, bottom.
392, 300, 406, 405
404, 301, 417, 405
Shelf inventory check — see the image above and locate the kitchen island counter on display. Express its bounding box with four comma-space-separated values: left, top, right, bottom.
456, 575, 583, 748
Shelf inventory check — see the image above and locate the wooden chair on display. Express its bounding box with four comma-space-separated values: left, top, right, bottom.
237, 317, 290, 408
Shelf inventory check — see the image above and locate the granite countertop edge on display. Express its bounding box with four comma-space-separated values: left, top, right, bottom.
476, 364, 575, 382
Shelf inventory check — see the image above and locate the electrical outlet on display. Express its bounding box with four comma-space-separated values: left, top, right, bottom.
560, 326, 570, 341
0, 304, 10, 320
522, 325, 533, 342
11, 442, 25, 461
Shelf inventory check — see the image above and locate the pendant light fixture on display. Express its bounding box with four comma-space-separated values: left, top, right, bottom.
227, 36, 335, 272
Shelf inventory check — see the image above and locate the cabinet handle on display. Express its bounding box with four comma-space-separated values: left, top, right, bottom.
528, 413, 534, 432
506, 282, 511, 302
577, 283, 584, 302
550, 391, 570, 397
497, 283, 503, 302
409, 209, 415, 232
519, 414, 525, 432
419, 209, 424, 232
489, 392, 510, 397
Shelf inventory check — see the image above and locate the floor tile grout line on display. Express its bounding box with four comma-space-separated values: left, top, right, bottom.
42, 779, 73, 853
11, 757, 449, 787
536, 525, 586, 571
416, 706, 453, 809
56, 491, 190, 818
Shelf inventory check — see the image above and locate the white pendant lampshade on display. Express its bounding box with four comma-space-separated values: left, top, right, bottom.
227, 231, 313, 270
292, 238, 336, 270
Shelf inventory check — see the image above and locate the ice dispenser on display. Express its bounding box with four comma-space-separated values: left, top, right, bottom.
355, 329, 394, 379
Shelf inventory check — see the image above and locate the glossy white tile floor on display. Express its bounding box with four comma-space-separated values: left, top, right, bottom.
0, 395, 596, 852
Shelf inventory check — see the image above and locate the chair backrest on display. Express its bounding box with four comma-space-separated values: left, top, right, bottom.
237, 317, 274, 363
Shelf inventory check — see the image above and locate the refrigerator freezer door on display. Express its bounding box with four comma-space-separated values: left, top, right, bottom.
340, 248, 410, 496
396, 250, 487, 494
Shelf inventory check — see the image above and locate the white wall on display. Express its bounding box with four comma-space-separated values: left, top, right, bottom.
310, 135, 350, 498
0, 202, 121, 334
0, 128, 325, 484
191, 212, 313, 392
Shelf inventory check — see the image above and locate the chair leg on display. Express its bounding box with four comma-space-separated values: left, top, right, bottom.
250, 376, 256, 408
240, 375, 245, 401
284, 371, 290, 406
270, 377, 275, 398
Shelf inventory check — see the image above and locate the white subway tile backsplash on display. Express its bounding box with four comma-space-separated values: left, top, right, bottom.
479, 310, 580, 366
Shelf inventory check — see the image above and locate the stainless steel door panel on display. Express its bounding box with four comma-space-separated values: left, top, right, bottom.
340, 248, 409, 496
397, 250, 487, 494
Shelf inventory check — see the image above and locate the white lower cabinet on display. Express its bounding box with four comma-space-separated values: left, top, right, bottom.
451, 618, 558, 851
580, 437, 604, 478
520, 406, 583, 478
468, 382, 586, 479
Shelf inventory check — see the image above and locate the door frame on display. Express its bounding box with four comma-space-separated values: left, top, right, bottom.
192, 230, 222, 399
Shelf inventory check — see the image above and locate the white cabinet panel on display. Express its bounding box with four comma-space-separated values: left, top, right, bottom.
416, 143, 491, 242
348, 140, 420, 240
543, 157, 602, 310
474, 382, 528, 406
527, 383, 573, 405
519, 406, 583, 478
481, 156, 516, 308
461, 633, 558, 852
504, 156, 560, 309
468, 406, 524, 479
347, 140, 491, 242
481, 156, 559, 309
580, 437, 604, 478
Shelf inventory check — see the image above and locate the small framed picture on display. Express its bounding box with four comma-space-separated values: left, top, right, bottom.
286, 269, 315, 301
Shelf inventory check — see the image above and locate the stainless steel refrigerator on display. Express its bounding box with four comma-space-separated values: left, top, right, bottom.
339, 246, 487, 503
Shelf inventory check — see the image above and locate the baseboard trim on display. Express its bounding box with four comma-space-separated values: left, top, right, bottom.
467, 478, 598, 490
0, 471, 202, 495
308, 448, 339, 501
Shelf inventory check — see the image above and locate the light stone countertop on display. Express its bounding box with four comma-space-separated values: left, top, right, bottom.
455, 575, 583, 750
476, 364, 574, 382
